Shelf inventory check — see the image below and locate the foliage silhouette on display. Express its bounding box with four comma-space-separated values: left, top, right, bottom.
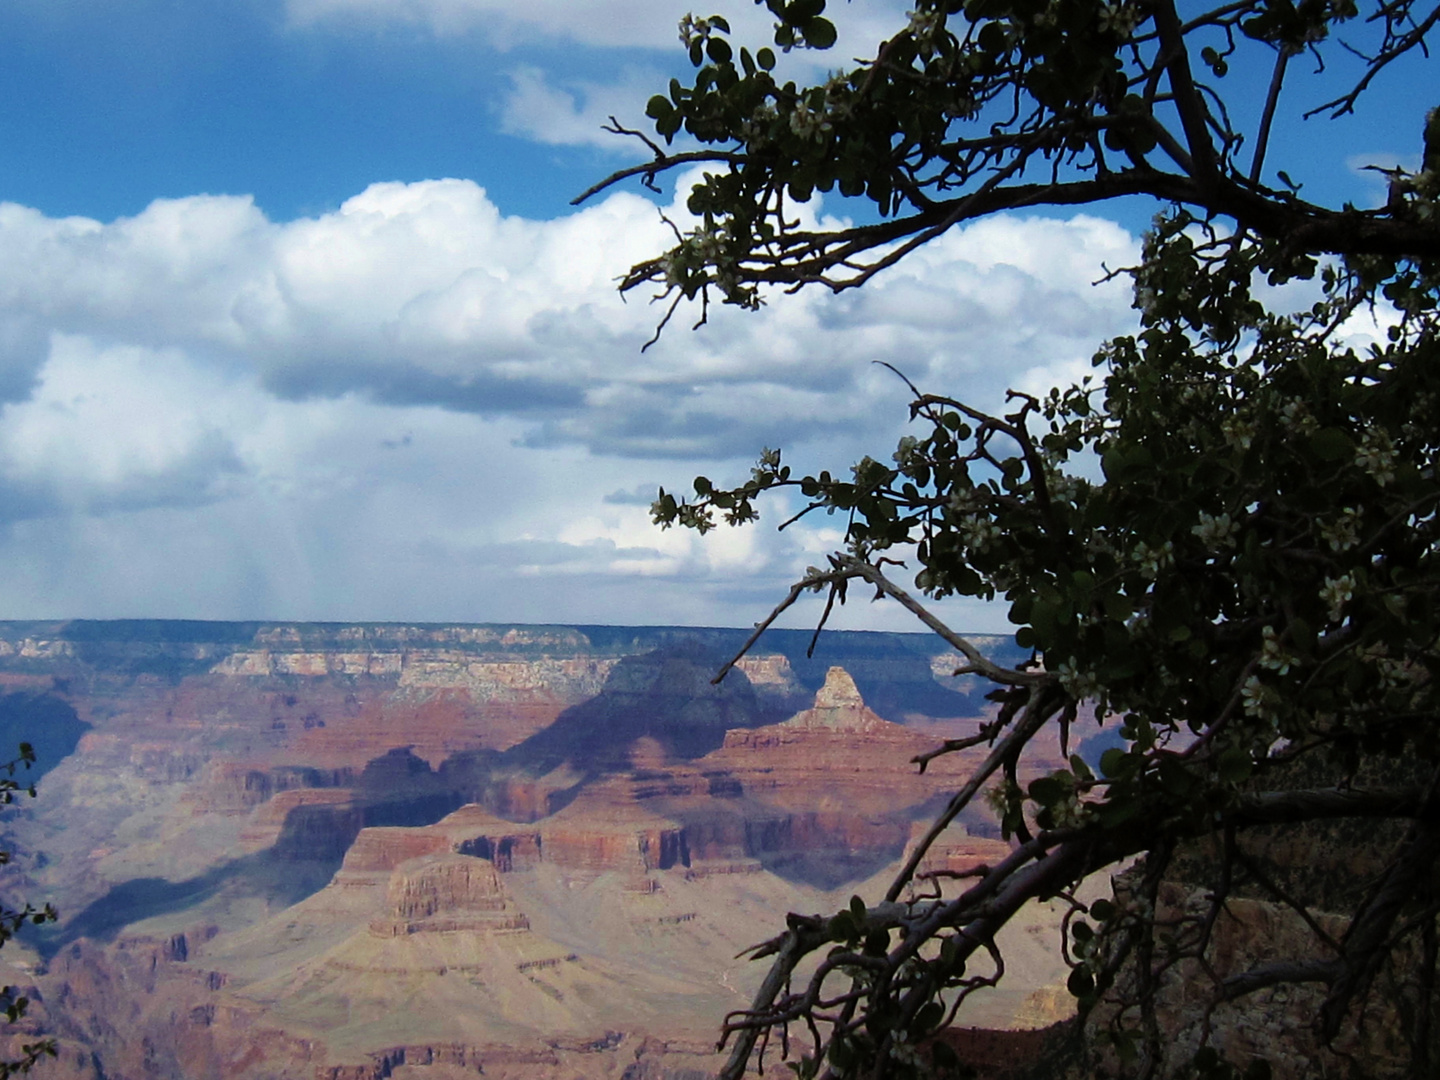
583, 1, 1440, 1076
0, 745, 56, 1077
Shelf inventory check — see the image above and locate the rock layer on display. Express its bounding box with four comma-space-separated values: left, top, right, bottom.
0, 620, 1080, 1080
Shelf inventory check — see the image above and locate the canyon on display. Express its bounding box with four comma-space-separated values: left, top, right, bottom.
0, 621, 1090, 1079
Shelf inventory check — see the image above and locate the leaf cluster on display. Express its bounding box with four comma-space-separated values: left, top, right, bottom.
657, 228, 1440, 1077
597, 3, 1440, 1075
0, 745, 56, 1078
580, 0, 1440, 323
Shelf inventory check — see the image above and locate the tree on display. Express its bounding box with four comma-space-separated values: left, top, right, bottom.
581, 1, 1440, 1077
0, 745, 55, 1078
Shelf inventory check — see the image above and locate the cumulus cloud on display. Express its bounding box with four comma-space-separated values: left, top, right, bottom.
0, 336, 250, 521
499, 65, 662, 151
0, 178, 1138, 627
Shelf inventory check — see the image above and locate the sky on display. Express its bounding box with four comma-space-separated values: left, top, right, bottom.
0, 0, 1429, 633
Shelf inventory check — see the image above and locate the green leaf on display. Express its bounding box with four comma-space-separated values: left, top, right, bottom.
1217, 745, 1253, 784
1099, 748, 1129, 779
804, 16, 837, 48
1097, 799, 1143, 828
940, 935, 960, 966
1028, 775, 1066, 804
1194, 1047, 1222, 1071
1158, 756, 1196, 796
914, 1002, 945, 1033
931, 1041, 960, 1070
1067, 968, 1095, 997
1310, 427, 1352, 461
757, 46, 777, 69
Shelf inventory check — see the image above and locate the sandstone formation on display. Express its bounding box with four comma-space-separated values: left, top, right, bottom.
907, 821, 1016, 881
0, 620, 1084, 1080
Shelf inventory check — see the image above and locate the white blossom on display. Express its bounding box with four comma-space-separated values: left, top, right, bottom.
1259, 625, 1295, 675
1133, 539, 1174, 579
1356, 429, 1397, 486
1320, 573, 1355, 622
739, 101, 779, 141
892, 435, 920, 466
907, 7, 943, 38
959, 515, 1003, 552
1241, 674, 1277, 721
1051, 792, 1094, 829
1321, 506, 1362, 552
1191, 511, 1237, 550
788, 102, 831, 142
1222, 415, 1256, 451
1057, 660, 1100, 701
1097, 3, 1139, 34
677, 13, 716, 47
1279, 397, 1319, 433
888, 1032, 922, 1066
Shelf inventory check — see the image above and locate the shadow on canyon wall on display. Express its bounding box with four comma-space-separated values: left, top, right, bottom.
0, 691, 89, 784
501, 643, 767, 775
576, 625, 1019, 719
41, 762, 463, 955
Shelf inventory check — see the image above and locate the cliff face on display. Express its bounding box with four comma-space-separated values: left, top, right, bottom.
0, 620, 1071, 1080
1099, 785, 1431, 1078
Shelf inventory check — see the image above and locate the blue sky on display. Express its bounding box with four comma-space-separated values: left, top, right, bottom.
0, 0, 1430, 631
0, 0, 640, 222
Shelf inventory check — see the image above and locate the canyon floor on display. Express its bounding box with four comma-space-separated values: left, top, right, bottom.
0, 621, 1105, 1079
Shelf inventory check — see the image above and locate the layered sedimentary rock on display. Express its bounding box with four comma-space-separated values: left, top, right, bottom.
341, 807, 543, 875
909, 822, 1016, 879
0, 620, 1082, 1080
377, 853, 531, 935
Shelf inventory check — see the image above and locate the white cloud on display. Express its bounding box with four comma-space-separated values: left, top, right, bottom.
0, 336, 252, 519
286, 0, 906, 54
0, 179, 1137, 628
499, 65, 663, 151
287, 0, 916, 159
1345, 150, 1423, 208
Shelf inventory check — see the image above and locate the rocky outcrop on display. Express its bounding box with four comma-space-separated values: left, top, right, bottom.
715, 666, 976, 776
242, 789, 360, 852
339, 807, 543, 875
340, 826, 454, 874
538, 802, 690, 873
201, 763, 354, 815
376, 853, 530, 935
908, 823, 1015, 880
